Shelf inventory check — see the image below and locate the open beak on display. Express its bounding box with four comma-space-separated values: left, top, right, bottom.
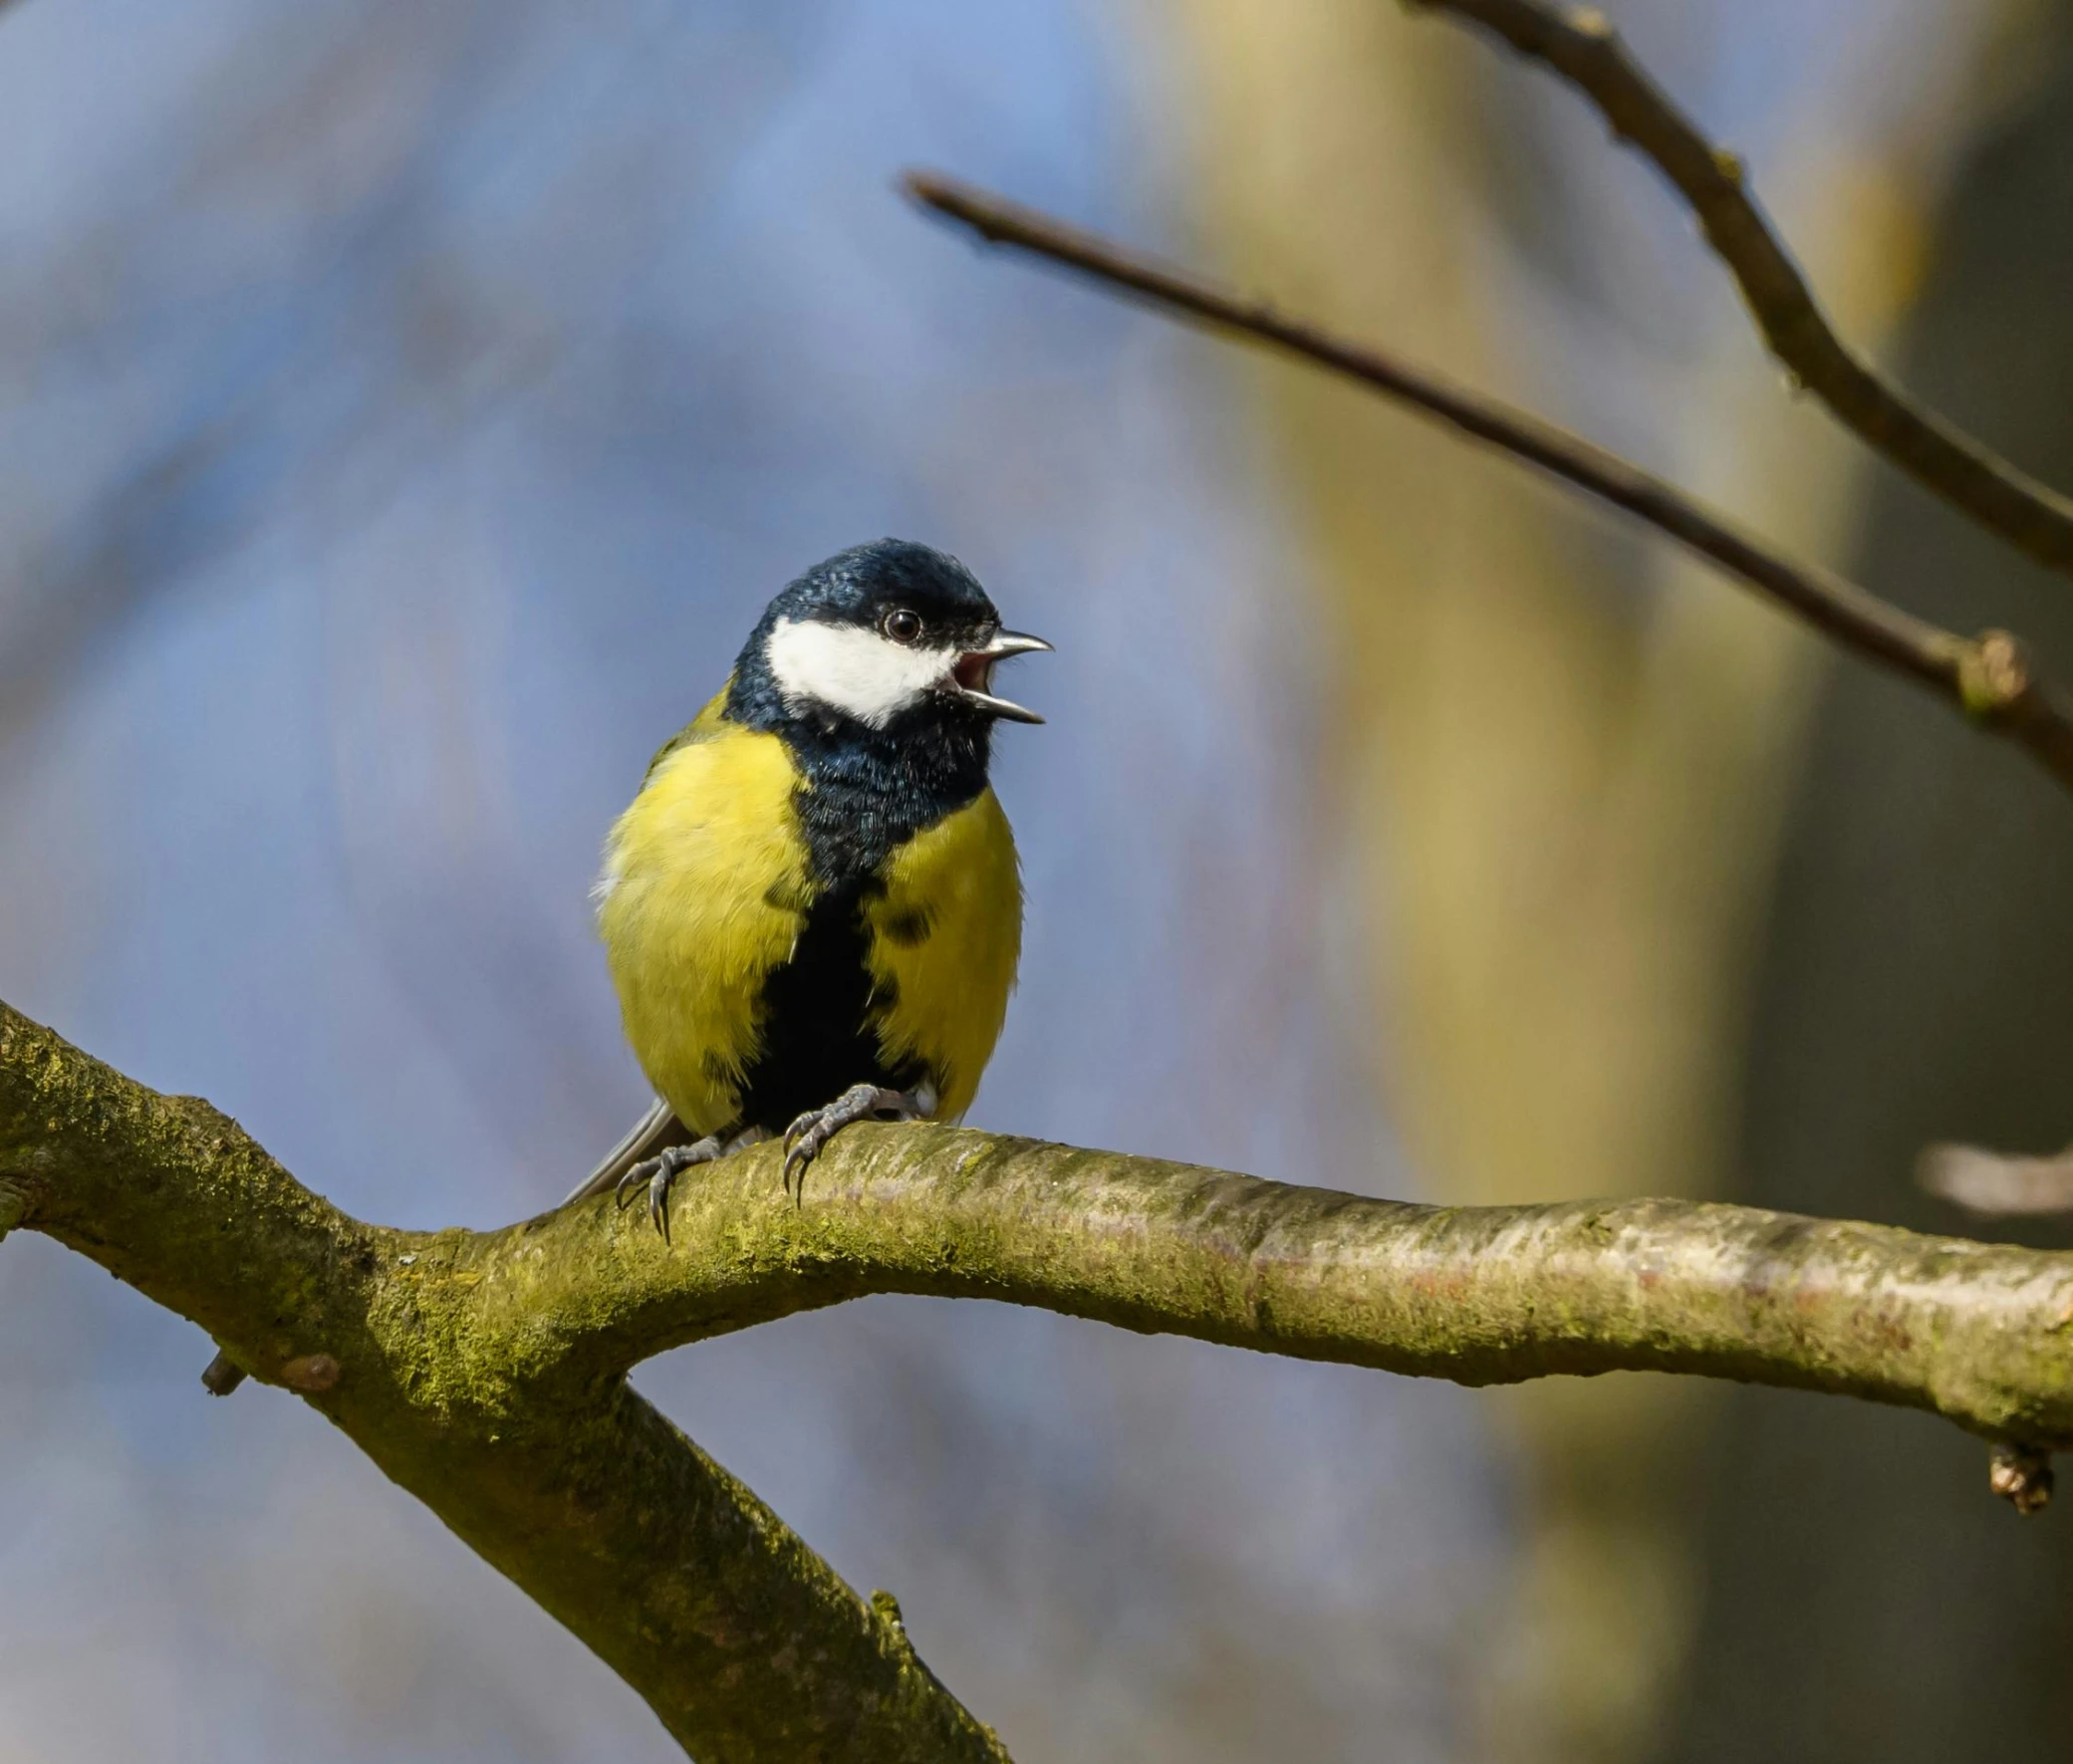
948, 630, 1052, 723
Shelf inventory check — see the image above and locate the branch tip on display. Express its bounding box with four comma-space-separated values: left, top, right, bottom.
1988, 1443, 2054, 1516
199, 1352, 248, 1397
1957, 630, 2033, 721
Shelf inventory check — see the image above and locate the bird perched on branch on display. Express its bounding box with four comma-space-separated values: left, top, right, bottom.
568, 539, 1047, 1235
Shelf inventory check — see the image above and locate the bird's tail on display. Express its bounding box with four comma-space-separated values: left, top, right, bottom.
563, 1096, 689, 1205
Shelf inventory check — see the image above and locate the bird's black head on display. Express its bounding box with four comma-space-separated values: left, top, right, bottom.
727, 539, 1049, 739
725, 540, 1050, 884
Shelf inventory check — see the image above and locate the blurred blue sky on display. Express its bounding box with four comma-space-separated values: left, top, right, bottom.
0, 0, 1977, 1759
0, 2, 1493, 1758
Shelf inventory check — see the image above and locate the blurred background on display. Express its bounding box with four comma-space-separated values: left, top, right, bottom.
3, 0, 2072, 1759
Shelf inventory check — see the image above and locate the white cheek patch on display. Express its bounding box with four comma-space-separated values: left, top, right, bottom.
764, 617, 955, 728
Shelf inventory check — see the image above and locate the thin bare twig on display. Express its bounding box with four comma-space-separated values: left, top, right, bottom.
1407, 0, 2073, 579
1920, 1141, 2073, 1218
904, 170, 2073, 798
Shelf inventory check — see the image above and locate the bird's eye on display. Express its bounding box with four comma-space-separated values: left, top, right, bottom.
882, 609, 923, 644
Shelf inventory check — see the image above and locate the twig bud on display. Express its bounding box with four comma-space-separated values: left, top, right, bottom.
280, 1354, 342, 1393
1988, 1442, 2053, 1515
1957, 630, 2032, 720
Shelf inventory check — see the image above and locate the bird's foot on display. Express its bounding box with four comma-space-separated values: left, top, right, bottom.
782, 1084, 928, 1198
617, 1134, 726, 1242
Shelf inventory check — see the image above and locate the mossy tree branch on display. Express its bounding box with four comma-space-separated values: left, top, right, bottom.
8, 997, 2073, 1752
0, 1001, 1008, 1764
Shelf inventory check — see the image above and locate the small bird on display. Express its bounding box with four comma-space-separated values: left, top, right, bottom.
568, 539, 1047, 1234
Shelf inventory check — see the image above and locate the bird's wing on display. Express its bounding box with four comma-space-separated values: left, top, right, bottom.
867, 786, 1022, 1121
564, 1095, 690, 1205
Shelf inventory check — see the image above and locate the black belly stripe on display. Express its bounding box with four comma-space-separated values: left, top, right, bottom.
730, 882, 927, 1134
716, 687, 989, 1135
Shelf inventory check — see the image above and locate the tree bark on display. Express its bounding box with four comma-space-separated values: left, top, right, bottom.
6, 995, 2073, 1756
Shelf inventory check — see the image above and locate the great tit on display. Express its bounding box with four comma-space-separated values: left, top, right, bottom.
567, 539, 1048, 1234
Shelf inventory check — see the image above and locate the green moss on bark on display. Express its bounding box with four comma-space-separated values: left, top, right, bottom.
8, 996, 2073, 1758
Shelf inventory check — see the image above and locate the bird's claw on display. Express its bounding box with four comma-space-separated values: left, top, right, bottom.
615, 1135, 725, 1242
780, 1084, 926, 1200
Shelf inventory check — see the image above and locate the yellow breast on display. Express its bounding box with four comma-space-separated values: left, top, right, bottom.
597, 693, 1023, 1135
864, 787, 1022, 1121
595, 699, 807, 1136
